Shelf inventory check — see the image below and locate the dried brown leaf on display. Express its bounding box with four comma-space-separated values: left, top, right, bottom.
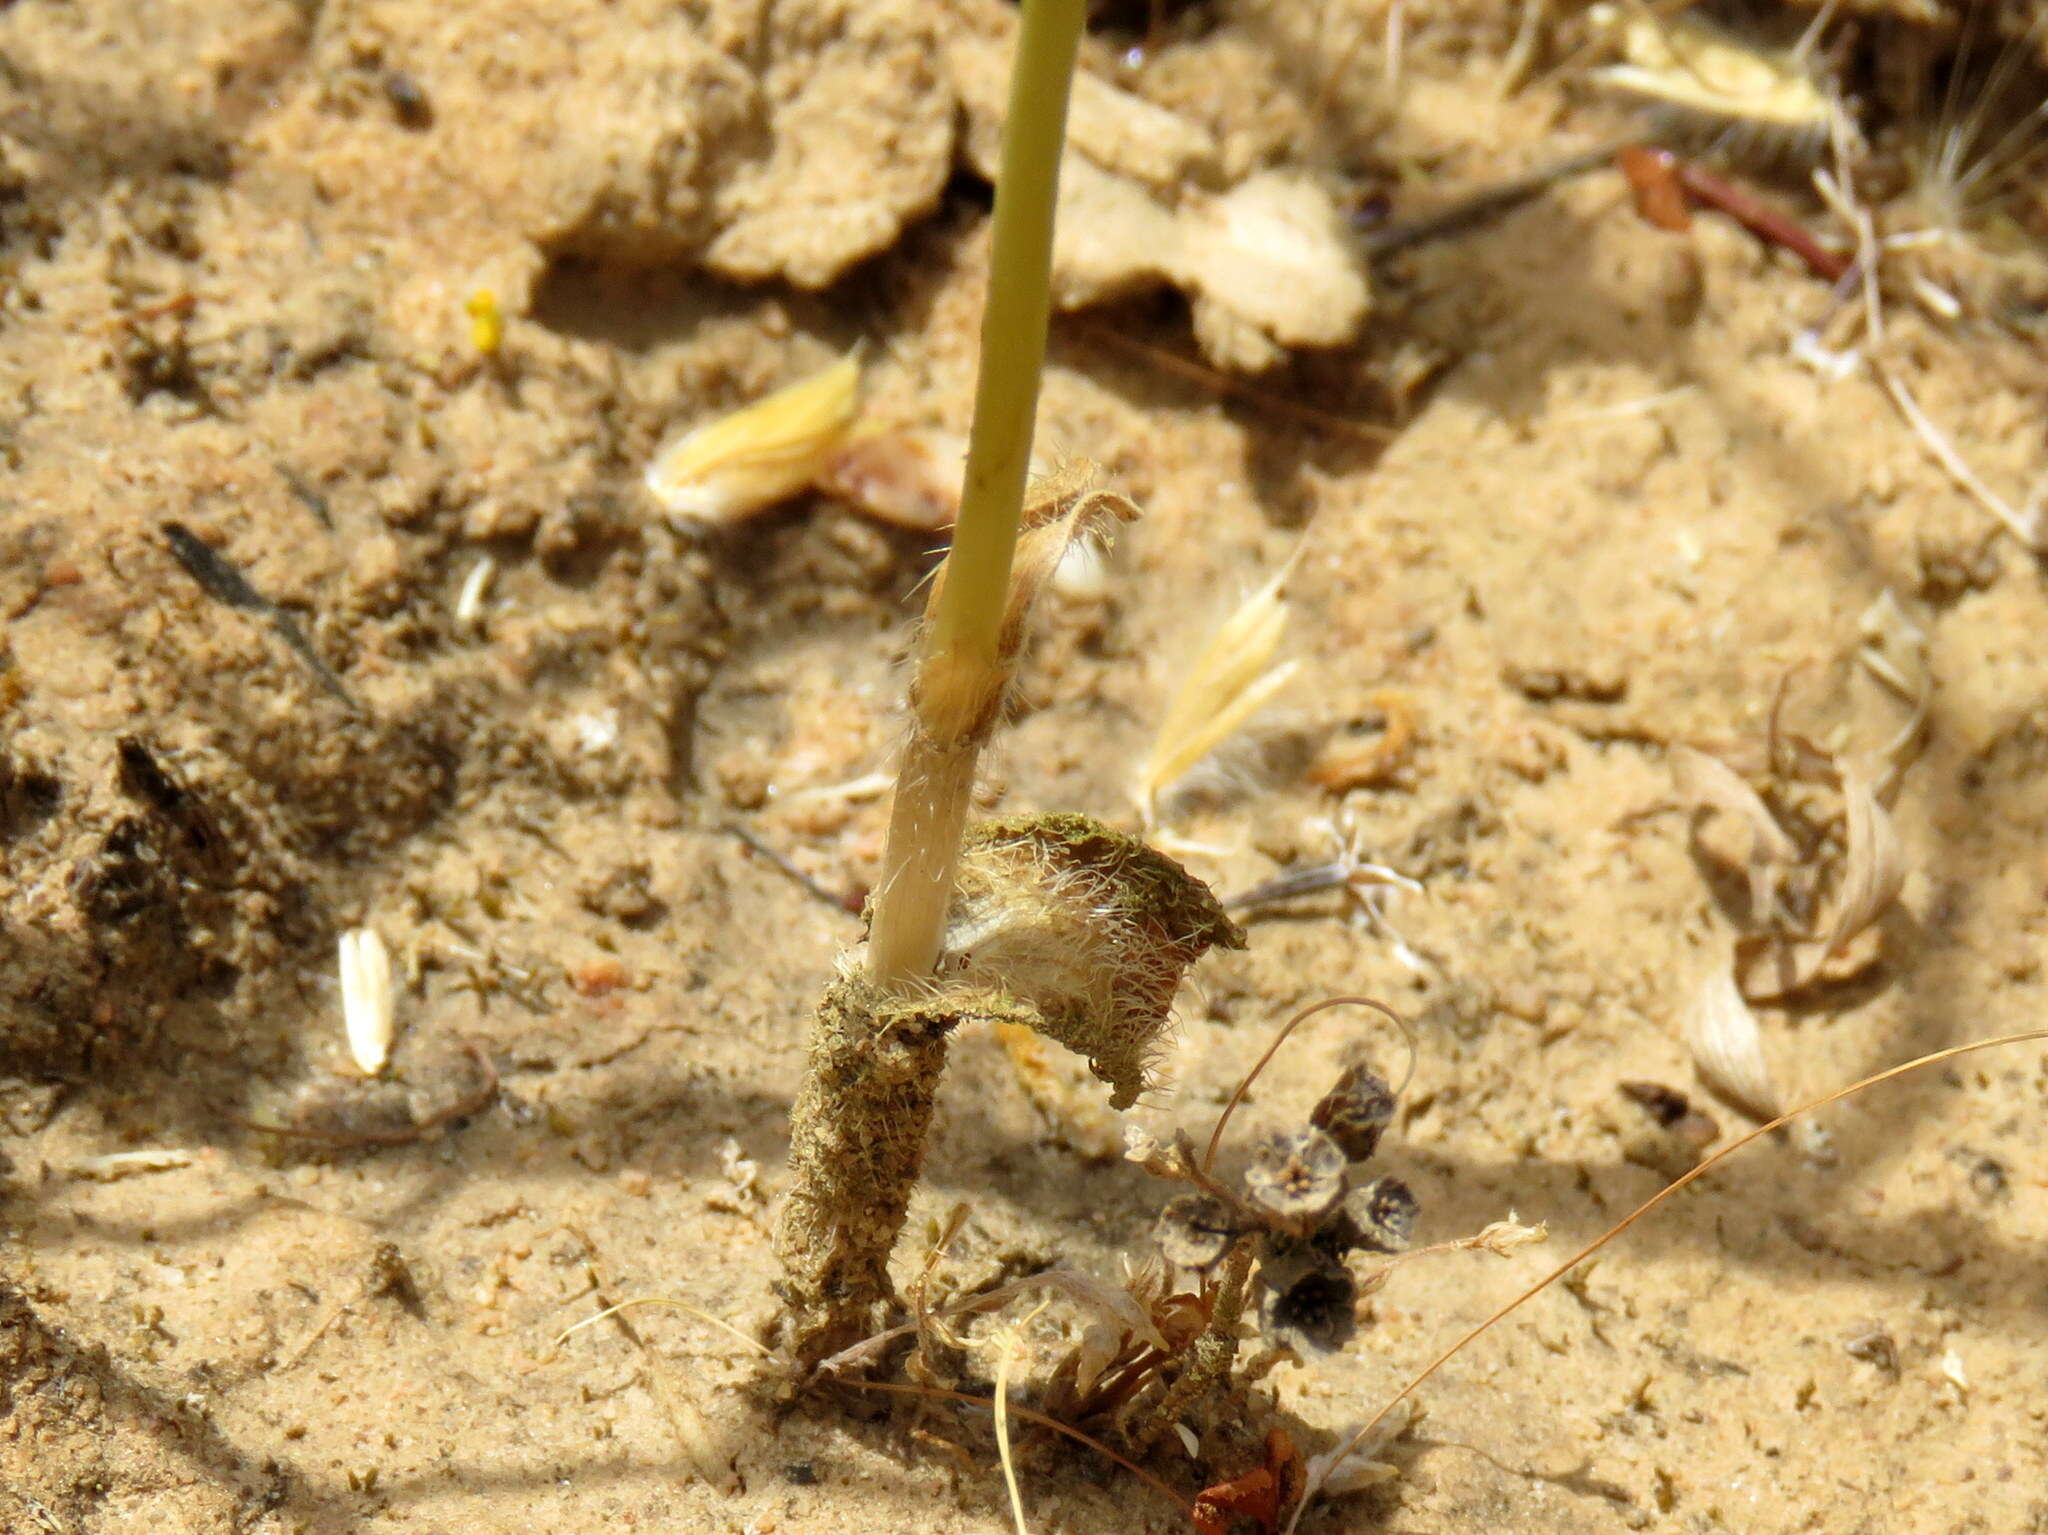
1737, 762, 1904, 1001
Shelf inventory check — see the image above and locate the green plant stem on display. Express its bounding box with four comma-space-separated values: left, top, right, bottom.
865, 0, 1084, 988
927, 0, 1082, 681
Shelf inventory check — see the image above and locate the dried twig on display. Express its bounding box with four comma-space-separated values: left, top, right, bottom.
161, 521, 358, 708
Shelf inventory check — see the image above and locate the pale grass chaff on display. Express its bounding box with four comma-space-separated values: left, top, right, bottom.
1136, 558, 1302, 826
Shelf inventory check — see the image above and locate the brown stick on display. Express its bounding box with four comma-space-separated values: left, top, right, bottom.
1617, 145, 1850, 283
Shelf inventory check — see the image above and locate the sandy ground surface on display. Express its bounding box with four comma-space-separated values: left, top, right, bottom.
4, 1, 2047, 1532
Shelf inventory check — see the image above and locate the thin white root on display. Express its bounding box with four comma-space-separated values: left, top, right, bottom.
1876, 366, 2039, 548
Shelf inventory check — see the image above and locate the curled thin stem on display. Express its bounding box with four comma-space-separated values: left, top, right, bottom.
1203, 996, 1413, 1174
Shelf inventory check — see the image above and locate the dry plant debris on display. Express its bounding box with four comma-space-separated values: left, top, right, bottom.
817, 424, 971, 531
1616, 1080, 1721, 1155
1684, 959, 1782, 1121
1673, 719, 1910, 1004
644, 352, 861, 525
1619, 144, 1853, 281
1137, 562, 1300, 827
946, 814, 1249, 1109
243, 1042, 499, 1148
338, 923, 397, 1076
7, 2, 2048, 1531
1135, 1048, 1421, 1363
1306, 690, 1418, 792
1879, 3, 2048, 328
1586, 1, 1838, 161
160, 521, 356, 707
777, 813, 1242, 1360
1190, 1426, 1305, 1535
944, 11, 1368, 371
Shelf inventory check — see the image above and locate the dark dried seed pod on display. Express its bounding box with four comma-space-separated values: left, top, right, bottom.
1259, 1252, 1358, 1357
1311, 1061, 1396, 1163
1344, 1174, 1418, 1253
1618, 1080, 1690, 1128
1156, 1192, 1243, 1270
1619, 1079, 1720, 1160
1243, 1127, 1348, 1225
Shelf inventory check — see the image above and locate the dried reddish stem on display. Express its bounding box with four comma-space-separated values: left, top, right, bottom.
1616, 146, 1851, 283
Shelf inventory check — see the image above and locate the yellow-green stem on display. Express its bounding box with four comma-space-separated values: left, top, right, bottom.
865, 743, 978, 985
927, 0, 1083, 676
866, 0, 1084, 987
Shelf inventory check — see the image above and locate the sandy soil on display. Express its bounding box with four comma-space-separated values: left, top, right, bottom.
3, 1, 2046, 1532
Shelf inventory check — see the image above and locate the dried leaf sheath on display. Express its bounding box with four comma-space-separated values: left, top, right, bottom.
776, 973, 996, 1362
867, 484, 1137, 984
778, 816, 1240, 1363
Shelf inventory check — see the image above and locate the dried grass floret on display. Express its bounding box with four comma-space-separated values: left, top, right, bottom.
454, 556, 495, 631
1299, 1400, 1419, 1501
1674, 716, 1909, 1002
644, 353, 860, 525
1137, 561, 1300, 826
338, 925, 396, 1076
1733, 761, 1905, 1001
1587, 1, 1838, 158
1670, 743, 1798, 924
